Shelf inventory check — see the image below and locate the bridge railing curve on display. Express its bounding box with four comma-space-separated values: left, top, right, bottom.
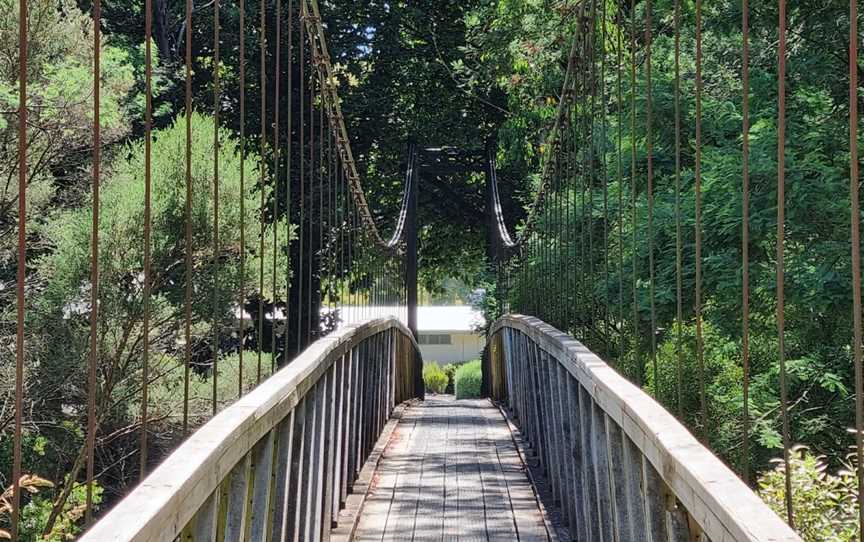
82, 317, 421, 542
485, 314, 801, 542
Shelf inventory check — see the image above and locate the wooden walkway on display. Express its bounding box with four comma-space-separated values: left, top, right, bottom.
353, 396, 552, 541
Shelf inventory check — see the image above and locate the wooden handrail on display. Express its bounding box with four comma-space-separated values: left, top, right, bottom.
487, 314, 801, 542
82, 317, 421, 542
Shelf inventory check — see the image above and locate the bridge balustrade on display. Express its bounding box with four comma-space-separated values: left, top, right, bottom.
81, 318, 421, 542
486, 314, 801, 542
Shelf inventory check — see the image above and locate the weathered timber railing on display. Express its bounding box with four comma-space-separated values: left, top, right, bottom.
82, 317, 421, 542
485, 314, 801, 542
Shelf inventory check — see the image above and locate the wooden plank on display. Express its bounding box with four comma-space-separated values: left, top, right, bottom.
350, 396, 557, 542
296, 383, 318, 540
346, 348, 360, 491
442, 397, 459, 542
307, 372, 329, 540
247, 430, 276, 541
222, 453, 251, 541
570, 377, 591, 542
486, 401, 550, 542
644, 455, 672, 541
623, 431, 649, 542
192, 491, 219, 542
355, 341, 368, 468
488, 315, 800, 542
284, 399, 306, 542
322, 365, 338, 541
340, 350, 355, 505
412, 398, 449, 542
476, 401, 519, 540
331, 403, 406, 542
353, 406, 420, 541
607, 413, 632, 542
543, 352, 564, 508
269, 411, 296, 542
381, 398, 429, 541
331, 354, 346, 525
455, 400, 487, 542
555, 363, 578, 537
82, 318, 419, 542
592, 402, 615, 541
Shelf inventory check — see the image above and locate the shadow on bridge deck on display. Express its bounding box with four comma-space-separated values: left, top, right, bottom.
351, 396, 554, 541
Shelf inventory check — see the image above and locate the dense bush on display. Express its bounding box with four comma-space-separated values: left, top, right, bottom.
442, 363, 458, 394
455, 360, 482, 399
758, 448, 858, 541
423, 364, 449, 394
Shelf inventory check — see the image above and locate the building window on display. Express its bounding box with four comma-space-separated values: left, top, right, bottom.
418, 333, 452, 345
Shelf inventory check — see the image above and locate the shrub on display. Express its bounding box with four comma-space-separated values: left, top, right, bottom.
757, 447, 858, 541
423, 363, 449, 394
442, 363, 458, 394
455, 360, 482, 399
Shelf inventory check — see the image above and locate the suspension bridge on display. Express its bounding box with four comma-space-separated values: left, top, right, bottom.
7, 0, 861, 539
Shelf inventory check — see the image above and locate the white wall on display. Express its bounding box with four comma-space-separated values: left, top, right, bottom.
419, 332, 485, 364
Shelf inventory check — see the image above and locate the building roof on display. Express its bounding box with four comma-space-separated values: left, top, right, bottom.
416, 306, 484, 332
330, 305, 484, 332
230, 304, 485, 333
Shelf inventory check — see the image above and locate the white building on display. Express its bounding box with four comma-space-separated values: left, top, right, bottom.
415, 306, 485, 364
235, 304, 486, 364
332, 305, 485, 364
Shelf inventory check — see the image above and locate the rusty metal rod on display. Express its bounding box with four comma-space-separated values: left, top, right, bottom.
777, 0, 795, 526
11, 0, 28, 535
140, 0, 153, 478
85, 0, 102, 523
851, 0, 864, 535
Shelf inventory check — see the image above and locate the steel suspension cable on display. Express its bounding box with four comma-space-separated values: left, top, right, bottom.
212, 0, 221, 417
307, 63, 315, 341
587, 0, 596, 339
645, 0, 657, 397
851, 0, 864, 533
257, 0, 267, 382
630, 0, 640, 384
297, 17, 305, 353
327, 114, 333, 317
617, 5, 625, 364
318, 89, 324, 329
238, 0, 247, 397
11, 0, 27, 534
182, 0, 193, 435
140, 0, 153, 476
572, 56, 579, 337
742, 0, 751, 480
272, 0, 281, 370
674, 0, 684, 418
84, 0, 102, 522
601, 0, 610, 356
285, 0, 293, 362
580, 30, 587, 338
695, 0, 708, 437
777, 0, 794, 525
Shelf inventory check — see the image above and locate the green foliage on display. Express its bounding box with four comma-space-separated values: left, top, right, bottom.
455, 360, 483, 399
442, 363, 458, 395
423, 363, 449, 395
758, 448, 858, 541
492, 0, 864, 483
18, 478, 102, 541
30, 112, 282, 427
0, 0, 137, 250
3, 112, 290, 522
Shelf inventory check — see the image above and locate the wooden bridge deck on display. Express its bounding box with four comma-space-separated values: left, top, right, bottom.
353, 395, 552, 541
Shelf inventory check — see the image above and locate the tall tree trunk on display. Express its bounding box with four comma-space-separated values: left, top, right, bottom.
153, 0, 173, 62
